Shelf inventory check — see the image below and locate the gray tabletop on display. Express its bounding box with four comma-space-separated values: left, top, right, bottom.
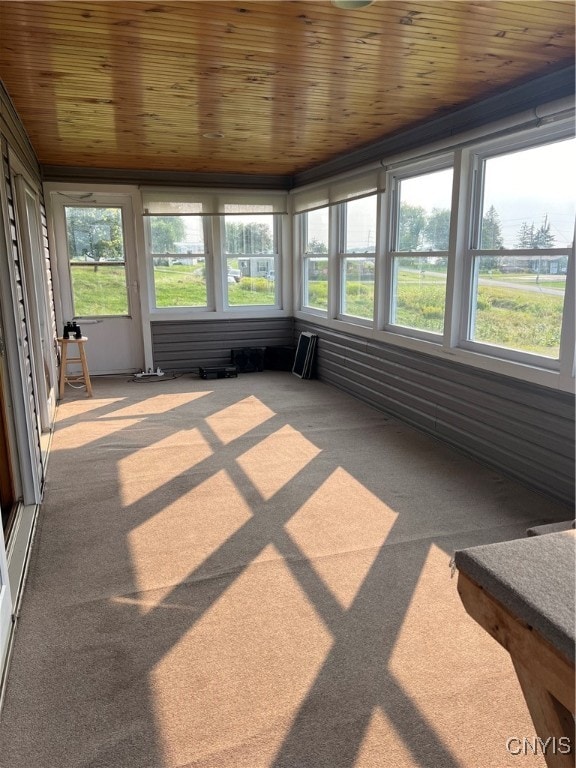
454, 531, 575, 662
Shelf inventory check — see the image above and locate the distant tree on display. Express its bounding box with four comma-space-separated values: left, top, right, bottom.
515, 217, 556, 249
423, 208, 451, 250
398, 203, 426, 251
534, 215, 555, 249
65, 207, 124, 269
516, 221, 536, 249
226, 222, 272, 254
306, 238, 328, 254
481, 205, 504, 249
149, 216, 186, 253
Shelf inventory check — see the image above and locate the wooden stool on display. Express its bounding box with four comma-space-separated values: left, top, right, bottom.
58, 336, 93, 398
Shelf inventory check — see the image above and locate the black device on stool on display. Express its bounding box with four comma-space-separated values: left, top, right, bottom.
63, 321, 82, 339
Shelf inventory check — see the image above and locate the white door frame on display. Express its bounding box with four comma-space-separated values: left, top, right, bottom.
11, 159, 57, 432
0, 149, 41, 505
46, 185, 144, 375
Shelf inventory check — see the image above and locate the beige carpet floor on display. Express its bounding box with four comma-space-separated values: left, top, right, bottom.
0, 372, 571, 768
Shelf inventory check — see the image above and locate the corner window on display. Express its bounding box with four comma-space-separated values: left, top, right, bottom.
467, 138, 575, 359
389, 167, 453, 335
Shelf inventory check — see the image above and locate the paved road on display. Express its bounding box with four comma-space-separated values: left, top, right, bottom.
405, 270, 565, 297
478, 277, 565, 296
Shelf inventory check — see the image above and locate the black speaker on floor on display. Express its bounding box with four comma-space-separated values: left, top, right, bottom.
264, 346, 296, 371
231, 347, 265, 373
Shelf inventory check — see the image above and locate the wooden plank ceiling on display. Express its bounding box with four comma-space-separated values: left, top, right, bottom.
0, 0, 574, 180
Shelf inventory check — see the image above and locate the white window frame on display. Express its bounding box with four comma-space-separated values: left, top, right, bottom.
294, 110, 575, 392
221, 213, 281, 311
300, 207, 331, 317
59, 198, 134, 319
337, 195, 378, 327
140, 189, 288, 318
384, 156, 454, 342
144, 213, 214, 312
458, 128, 575, 371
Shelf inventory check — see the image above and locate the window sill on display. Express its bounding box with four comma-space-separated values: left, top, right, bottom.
295, 310, 573, 392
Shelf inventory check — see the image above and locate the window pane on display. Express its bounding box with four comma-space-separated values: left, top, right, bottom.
225, 214, 274, 254
305, 208, 329, 254
227, 257, 276, 307
65, 206, 125, 264
153, 257, 207, 308
481, 138, 576, 249
65, 206, 129, 316
470, 255, 566, 357
344, 196, 377, 254
304, 257, 328, 311
70, 265, 128, 316
342, 258, 374, 320
224, 214, 276, 306
396, 168, 453, 252
391, 256, 447, 334
149, 216, 204, 255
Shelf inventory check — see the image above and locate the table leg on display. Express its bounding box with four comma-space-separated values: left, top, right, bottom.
512, 659, 575, 768
78, 343, 93, 397
59, 340, 68, 399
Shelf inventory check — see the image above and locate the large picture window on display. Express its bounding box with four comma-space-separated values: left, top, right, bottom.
294, 124, 574, 385
389, 166, 453, 335
142, 192, 286, 312
467, 137, 575, 359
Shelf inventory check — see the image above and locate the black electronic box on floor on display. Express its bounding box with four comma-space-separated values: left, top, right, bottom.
231, 347, 265, 373
199, 366, 238, 380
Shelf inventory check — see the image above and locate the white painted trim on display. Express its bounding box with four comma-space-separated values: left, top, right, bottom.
280, 213, 292, 313
0, 153, 42, 504
6, 503, 38, 607
327, 203, 339, 321
11, 162, 57, 432
558, 232, 576, 387
373, 191, 387, 330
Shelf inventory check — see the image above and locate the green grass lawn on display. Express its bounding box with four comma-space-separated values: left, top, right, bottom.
72, 267, 564, 358
72, 265, 276, 313
308, 271, 564, 357
473, 284, 563, 356
152, 266, 208, 307
71, 266, 129, 315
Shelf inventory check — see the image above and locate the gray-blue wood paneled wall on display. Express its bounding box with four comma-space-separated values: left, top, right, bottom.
295, 320, 575, 507
151, 317, 294, 372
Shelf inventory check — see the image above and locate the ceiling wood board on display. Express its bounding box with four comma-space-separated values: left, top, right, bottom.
0, 0, 573, 179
